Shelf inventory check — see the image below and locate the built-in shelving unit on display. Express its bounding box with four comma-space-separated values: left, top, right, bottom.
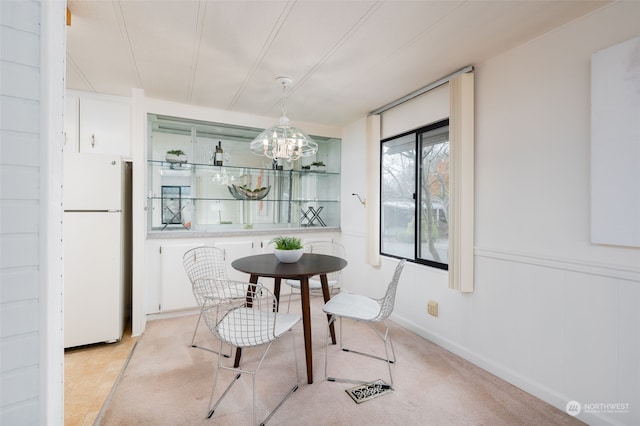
146, 114, 341, 234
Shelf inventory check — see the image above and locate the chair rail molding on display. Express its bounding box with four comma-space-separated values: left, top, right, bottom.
475, 247, 640, 282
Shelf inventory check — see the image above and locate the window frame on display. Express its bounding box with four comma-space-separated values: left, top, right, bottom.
380, 118, 450, 270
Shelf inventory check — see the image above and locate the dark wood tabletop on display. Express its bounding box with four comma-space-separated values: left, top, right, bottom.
231, 252, 348, 384
231, 253, 348, 279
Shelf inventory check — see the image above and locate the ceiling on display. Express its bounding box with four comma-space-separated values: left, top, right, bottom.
66, 0, 608, 128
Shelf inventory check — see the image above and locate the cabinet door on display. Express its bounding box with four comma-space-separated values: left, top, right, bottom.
63, 153, 122, 211
159, 241, 255, 312
160, 244, 200, 311
64, 94, 79, 152
214, 241, 254, 282
79, 97, 131, 156
64, 211, 123, 348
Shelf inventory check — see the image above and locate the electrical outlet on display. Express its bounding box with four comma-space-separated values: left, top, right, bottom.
427, 300, 438, 317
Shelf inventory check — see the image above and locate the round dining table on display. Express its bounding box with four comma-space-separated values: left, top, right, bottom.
231, 253, 348, 384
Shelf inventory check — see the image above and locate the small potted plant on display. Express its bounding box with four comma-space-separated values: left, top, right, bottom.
166, 149, 187, 163
271, 236, 304, 263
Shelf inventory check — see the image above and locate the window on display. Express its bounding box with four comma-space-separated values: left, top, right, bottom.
380, 119, 449, 269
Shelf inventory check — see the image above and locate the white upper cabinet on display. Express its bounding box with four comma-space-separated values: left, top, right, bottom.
79, 96, 131, 156
65, 91, 131, 157
64, 94, 79, 152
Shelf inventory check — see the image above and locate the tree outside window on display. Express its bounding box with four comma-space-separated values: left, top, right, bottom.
381, 120, 449, 269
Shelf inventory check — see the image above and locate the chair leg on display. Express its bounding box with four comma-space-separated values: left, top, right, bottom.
286, 287, 295, 313
207, 372, 241, 418
342, 322, 396, 365
191, 311, 232, 357
288, 282, 336, 314
260, 332, 300, 425
325, 317, 396, 386
190, 311, 203, 347
207, 335, 300, 424
207, 341, 241, 418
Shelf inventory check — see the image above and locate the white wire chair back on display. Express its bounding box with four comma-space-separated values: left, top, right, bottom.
373, 259, 407, 321
304, 240, 346, 283
201, 281, 283, 348
183, 246, 228, 305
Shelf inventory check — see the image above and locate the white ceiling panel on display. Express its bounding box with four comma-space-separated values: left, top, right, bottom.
190, 1, 291, 108
66, 1, 138, 94
65, 0, 610, 127
119, 1, 203, 103
229, 1, 380, 118
289, 1, 465, 123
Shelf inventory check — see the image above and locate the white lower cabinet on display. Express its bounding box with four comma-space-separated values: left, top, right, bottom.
158, 240, 255, 312
154, 233, 340, 314
159, 243, 200, 312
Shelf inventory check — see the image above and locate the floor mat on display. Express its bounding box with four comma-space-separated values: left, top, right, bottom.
345, 380, 393, 404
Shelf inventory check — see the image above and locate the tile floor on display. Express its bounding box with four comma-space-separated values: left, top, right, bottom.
64, 325, 137, 426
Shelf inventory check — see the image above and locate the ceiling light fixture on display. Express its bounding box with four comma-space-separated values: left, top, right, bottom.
249, 77, 318, 162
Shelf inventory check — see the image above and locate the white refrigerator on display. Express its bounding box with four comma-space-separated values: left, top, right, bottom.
63, 153, 126, 348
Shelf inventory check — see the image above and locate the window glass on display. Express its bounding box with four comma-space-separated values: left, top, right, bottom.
381, 134, 415, 259
418, 126, 449, 264
381, 120, 449, 269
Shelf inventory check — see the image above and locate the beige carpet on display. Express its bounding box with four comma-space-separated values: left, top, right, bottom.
97, 296, 584, 425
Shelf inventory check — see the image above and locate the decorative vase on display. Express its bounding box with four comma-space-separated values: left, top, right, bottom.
273, 248, 304, 263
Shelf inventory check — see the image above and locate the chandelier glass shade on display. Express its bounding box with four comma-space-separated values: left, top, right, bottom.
249, 77, 318, 161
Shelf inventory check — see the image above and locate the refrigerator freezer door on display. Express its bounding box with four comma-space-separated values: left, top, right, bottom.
64, 211, 123, 348
64, 153, 122, 211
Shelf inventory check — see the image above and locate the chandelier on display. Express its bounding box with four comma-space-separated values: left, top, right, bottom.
249, 77, 318, 161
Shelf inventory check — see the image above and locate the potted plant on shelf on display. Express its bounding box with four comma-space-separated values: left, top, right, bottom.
166, 149, 187, 163
271, 236, 304, 263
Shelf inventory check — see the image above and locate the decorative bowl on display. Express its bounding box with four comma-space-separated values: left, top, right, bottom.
274, 248, 304, 263
227, 184, 271, 200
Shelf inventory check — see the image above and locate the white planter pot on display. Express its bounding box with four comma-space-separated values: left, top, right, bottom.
166, 153, 187, 163
273, 248, 304, 263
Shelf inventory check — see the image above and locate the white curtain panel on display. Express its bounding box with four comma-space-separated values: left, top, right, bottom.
448, 73, 475, 292
365, 114, 381, 266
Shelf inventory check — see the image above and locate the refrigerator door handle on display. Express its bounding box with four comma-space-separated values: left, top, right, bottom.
64, 210, 122, 213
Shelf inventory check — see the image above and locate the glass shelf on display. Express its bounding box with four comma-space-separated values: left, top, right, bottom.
146, 114, 341, 233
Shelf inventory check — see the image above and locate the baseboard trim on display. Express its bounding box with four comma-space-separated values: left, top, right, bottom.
391, 314, 630, 426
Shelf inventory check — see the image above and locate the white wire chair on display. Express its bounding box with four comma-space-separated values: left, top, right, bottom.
284, 241, 346, 312
183, 246, 243, 356
202, 281, 301, 425
323, 259, 407, 386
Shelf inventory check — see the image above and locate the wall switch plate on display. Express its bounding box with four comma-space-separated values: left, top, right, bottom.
427, 300, 438, 317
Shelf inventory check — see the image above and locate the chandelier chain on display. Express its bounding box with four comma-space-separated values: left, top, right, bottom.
281, 80, 287, 118
249, 76, 318, 161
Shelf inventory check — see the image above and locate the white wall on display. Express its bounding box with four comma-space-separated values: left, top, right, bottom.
340, 3, 640, 425
0, 0, 65, 424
